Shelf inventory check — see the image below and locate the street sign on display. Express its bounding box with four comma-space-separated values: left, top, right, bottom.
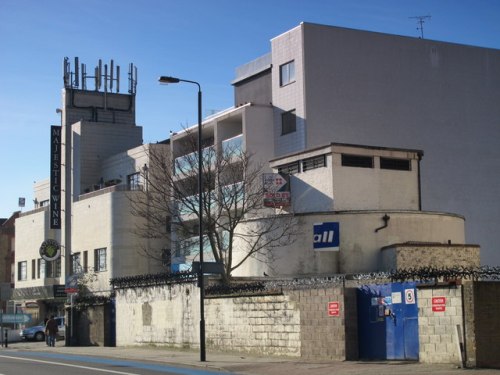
0, 313, 32, 324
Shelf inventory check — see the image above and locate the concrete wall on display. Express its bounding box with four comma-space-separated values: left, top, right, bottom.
72, 121, 143, 195
72, 190, 163, 291
206, 295, 301, 356
231, 210, 465, 277
270, 143, 421, 213
114, 279, 499, 366
14, 208, 62, 288
115, 282, 350, 360
271, 24, 306, 156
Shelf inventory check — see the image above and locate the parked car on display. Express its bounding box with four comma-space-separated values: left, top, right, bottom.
20, 316, 66, 341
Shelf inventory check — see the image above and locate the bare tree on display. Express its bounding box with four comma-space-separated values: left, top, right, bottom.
128, 130, 297, 283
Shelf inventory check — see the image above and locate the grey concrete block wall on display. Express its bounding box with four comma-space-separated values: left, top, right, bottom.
291, 286, 348, 360
205, 295, 301, 356
114, 280, 500, 366
417, 286, 464, 364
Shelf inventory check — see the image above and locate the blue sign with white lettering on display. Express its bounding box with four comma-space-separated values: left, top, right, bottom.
313, 222, 340, 251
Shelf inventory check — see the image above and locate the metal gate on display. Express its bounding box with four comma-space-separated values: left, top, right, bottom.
357, 282, 419, 360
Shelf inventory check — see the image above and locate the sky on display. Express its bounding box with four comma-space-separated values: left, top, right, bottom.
1, 0, 499, 218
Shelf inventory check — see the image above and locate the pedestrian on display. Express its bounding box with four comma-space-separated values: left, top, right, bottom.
45, 315, 58, 347
44, 317, 49, 346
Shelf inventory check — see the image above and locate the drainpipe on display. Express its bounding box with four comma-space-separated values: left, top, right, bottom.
375, 214, 390, 233
417, 151, 423, 211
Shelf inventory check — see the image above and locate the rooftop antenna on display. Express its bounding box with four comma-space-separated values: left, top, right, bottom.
410, 15, 431, 39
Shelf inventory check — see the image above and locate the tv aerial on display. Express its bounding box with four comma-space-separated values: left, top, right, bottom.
410, 15, 431, 39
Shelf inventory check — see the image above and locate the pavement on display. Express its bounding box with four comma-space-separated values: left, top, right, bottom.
1, 339, 499, 375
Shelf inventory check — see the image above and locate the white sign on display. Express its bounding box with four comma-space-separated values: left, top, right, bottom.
391, 292, 402, 304
405, 288, 416, 304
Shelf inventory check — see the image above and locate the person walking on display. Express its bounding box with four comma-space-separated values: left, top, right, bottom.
45, 315, 58, 347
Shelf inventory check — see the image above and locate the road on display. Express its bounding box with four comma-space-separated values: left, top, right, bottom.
0, 351, 230, 375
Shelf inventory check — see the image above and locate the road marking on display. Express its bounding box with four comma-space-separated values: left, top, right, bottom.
0, 355, 140, 375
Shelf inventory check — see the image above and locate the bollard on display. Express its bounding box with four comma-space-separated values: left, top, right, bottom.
4, 329, 7, 348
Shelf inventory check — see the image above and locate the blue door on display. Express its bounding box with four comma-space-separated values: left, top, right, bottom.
357, 282, 419, 360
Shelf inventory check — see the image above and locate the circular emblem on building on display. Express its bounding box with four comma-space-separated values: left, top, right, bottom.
39, 239, 61, 261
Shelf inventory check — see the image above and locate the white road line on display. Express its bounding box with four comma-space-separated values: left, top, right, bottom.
0, 355, 140, 375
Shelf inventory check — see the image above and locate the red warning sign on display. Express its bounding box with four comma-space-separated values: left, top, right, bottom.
328, 301, 340, 317
432, 296, 446, 312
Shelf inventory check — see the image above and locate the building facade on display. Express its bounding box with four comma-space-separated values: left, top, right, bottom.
12, 21, 494, 322
234, 22, 500, 266
12, 59, 168, 318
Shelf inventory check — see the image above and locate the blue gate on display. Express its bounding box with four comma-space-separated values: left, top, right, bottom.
357, 282, 419, 360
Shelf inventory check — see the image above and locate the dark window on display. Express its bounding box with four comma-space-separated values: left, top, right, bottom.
380, 157, 411, 171
83, 250, 88, 272
94, 248, 107, 272
341, 154, 374, 168
127, 172, 141, 191
302, 155, 326, 172
18, 261, 27, 281
46, 258, 61, 278
281, 109, 296, 135
38, 259, 45, 279
71, 252, 82, 274
31, 259, 36, 279
277, 161, 300, 175
280, 60, 295, 86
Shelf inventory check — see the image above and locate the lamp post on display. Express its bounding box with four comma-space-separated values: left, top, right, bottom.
158, 76, 205, 362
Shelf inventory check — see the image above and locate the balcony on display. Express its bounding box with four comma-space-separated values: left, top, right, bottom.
174, 146, 215, 176
222, 134, 243, 158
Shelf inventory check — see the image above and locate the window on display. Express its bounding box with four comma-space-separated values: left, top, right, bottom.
94, 248, 107, 272
46, 258, 61, 278
17, 261, 27, 281
71, 252, 82, 274
83, 251, 88, 273
127, 172, 141, 191
38, 259, 46, 279
280, 60, 295, 86
277, 161, 300, 175
341, 154, 374, 168
31, 259, 36, 279
302, 155, 326, 172
380, 157, 411, 171
162, 248, 171, 267
281, 109, 297, 135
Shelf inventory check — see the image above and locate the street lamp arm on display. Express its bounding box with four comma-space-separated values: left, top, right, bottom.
158, 76, 201, 92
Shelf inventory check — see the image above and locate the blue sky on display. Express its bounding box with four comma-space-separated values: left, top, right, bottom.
1, 0, 499, 218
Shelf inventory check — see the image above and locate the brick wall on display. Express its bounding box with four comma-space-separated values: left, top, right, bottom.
380, 244, 480, 270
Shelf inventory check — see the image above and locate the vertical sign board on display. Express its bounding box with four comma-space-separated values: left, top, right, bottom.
50, 126, 62, 229
313, 222, 339, 251
328, 301, 340, 317
262, 173, 291, 207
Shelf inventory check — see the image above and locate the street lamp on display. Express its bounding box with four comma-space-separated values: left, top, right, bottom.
158, 76, 206, 362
